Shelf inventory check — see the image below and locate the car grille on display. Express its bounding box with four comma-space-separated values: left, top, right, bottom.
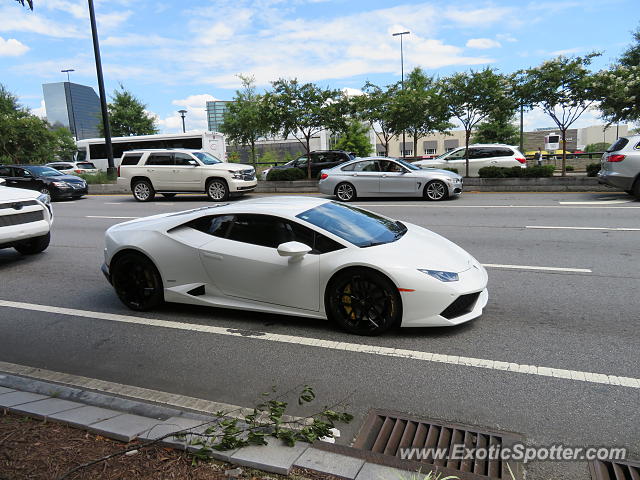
440, 292, 481, 320
0, 210, 44, 227
0, 200, 38, 210
240, 169, 255, 181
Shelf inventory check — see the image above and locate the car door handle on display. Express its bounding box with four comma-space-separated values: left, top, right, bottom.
202, 252, 223, 261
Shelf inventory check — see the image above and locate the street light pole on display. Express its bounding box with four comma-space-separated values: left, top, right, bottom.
87, 0, 115, 177
178, 109, 187, 133
393, 31, 410, 158
61, 69, 78, 141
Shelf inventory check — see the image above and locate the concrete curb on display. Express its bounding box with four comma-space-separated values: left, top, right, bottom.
0, 371, 410, 478
87, 177, 619, 195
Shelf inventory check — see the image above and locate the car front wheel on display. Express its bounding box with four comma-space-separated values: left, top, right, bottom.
326, 269, 401, 336
206, 179, 229, 202
424, 180, 448, 201
14, 232, 50, 255
335, 182, 356, 202
132, 179, 155, 202
111, 252, 164, 311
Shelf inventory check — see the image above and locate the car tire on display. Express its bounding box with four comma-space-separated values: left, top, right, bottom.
14, 232, 50, 255
424, 180, 448, 201
335, 182, 356, 202
110, 252, 164, 311
161, 193, 177, 198
132, 179, 155, 202
206, 178, 229, 202
632, 179, 640, 199
326, 268, 401, 336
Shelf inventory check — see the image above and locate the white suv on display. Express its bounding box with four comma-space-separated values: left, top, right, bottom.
0, 178, 53, 255
117, 149, 257, 202
414, 144, 527, 176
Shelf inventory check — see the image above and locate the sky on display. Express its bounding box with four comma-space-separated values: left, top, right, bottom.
1, 0, 639, 134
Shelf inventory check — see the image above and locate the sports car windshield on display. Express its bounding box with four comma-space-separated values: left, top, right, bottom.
296, 202, 407, 247
193, 152, 222, 164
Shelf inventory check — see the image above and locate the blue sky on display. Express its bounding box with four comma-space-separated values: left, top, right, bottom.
1, 0, 638, 133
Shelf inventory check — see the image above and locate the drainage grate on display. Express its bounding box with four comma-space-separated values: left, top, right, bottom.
590, 459, 640, 480
343, 409, 522, 479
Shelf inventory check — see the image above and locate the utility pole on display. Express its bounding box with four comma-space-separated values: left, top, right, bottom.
393, 31, 410, 158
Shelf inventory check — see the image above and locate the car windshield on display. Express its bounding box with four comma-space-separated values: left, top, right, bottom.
77, 162, 96, 168
296, 202, 407, 247
25, 166, 64, 176
193, 152, 222, 164
395, 158, 421, 171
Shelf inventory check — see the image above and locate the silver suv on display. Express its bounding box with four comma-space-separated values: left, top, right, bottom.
598, 135, 640, 198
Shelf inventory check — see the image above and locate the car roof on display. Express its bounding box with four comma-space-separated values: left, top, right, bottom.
226, 196, 332, 217
122, 149, 200, 153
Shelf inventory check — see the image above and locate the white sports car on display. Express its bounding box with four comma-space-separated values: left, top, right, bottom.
102, 197, 488, 335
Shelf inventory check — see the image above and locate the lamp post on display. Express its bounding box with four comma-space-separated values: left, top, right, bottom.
87, 0, 115, 178
392, 31, 410, 158
178, 109, 187, 133
61, 69, 78, 140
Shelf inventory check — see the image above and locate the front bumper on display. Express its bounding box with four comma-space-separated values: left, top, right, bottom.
52, 184, 88, 199
228, 178, 257, 192
101, 262, 111, 283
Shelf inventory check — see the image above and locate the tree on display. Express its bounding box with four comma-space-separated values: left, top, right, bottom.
264, 79, 348, 178
98, 84, 158, 137
443, 68, 515, 177
332, 119, 373, 157
472, 113, 520, 145
354, 82, 397, 156
596, 26, 640, 124
0, 84, 76, 164
385, 68, 452, 160
220, 75, 269, 167
14, 0, 33, 9
585, 142, 609, 153
520, 54, 600, 175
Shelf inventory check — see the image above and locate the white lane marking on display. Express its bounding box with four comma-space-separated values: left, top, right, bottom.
85, 215, 139, 219
526, 225, 640, 232
354, 204, 640, 209
559, 200, 632, 205
0, 300, 636, 389
482, 263, 592, 273
104, 202, 125, 205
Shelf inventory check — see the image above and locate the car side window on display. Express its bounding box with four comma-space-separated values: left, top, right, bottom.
190, 215, 235, 237
496, 147, 514, 157
379, 160, 404, 172
447, 149, 466, 160
15, 168, 30, 177
174, 153, 195, 166
121, 154, 143, 166
226, 214, 293, 248
341, 163, 355, 171
295, 156, 308, 167
0, 166, 11, 177
145, 154, 173, 166
353, 160, 379, 172
468, 148, 486, 159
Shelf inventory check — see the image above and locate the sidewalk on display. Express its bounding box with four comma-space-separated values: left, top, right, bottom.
0, 372, 406, 479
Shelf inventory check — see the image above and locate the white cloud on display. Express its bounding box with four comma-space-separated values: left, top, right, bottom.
0, 37, 29, 56
0, 7, 84, 38
550, 47, 582, 56
97, 10, 133, 31
31, 99, 46, 119
466, 38, 502, 50
155, 94, 221, 133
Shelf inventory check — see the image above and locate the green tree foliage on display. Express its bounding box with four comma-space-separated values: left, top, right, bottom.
386, 68, 452, 160
15, 0, 33, 9
443, 68, 515, 176
596, 26, 640, 124
354, 83, 396, 156
0, 84, 76, 164
98, 84, 158, 137
220, 75, 269, 167
520, 54, 600, 175
585, 142, 609, 153
264, 79, 348, 178
472, 113, 520, 145
332, 119, 372, 157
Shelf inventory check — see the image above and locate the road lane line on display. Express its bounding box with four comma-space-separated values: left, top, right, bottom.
85, 215, 139, 219
0, 300, 636, 389
354, 204, 640, 209
482, 263, 592, 273
526, 225, 640, 232
559, 200, 632, 205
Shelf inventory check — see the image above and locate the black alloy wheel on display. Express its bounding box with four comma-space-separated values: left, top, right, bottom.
111, 252, 164, 311
327, 269, 401, 335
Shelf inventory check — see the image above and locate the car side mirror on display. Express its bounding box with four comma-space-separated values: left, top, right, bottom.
277, 241, 312, 257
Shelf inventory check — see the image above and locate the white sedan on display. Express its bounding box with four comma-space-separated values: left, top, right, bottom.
102, 197, 488, 335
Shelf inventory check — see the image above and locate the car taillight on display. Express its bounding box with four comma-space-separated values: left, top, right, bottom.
320, 173, 328, 180
74, 169, 82, 173
607, 154, 625, 162
515, 157, 526, 164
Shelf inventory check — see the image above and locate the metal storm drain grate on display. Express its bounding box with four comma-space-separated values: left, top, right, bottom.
341, 409, 523, 479
590, 459, 640, 480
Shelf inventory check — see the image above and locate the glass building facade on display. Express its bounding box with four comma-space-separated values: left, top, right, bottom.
42, 82, 102, 140
206, 100, 230, 132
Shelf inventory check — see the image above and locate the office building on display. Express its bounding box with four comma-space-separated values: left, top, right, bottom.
206, 100, 230, 132
42, 82, 101, 139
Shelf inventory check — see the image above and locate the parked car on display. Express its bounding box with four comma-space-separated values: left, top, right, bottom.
0, 165, 88, 201
45, 161, 99, 175
260, 159, 295, 180
263, 151, 356, 180
597, 134, 640, 198
116, 149, 256, 202
101, 196, 488, 335
0, 178, 53, 254
318, 157, 463, 201
413, 144, 527, 176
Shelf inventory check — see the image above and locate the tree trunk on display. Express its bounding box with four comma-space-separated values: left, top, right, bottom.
465, 129, 471, 177
250, 140, 257, 169
561, 128, 567, 177
305, 135, 312, 179
413, 130, 418, 162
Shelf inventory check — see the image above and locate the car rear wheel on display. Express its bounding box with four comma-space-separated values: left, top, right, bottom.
14, 232, 50, 255
326, 269, 401, 336
111, 252, 163, 311
206, 179, 229, 202
632, 179, 640, 199
424, 180, 448, 201
132, 179, 155, 202
161, 193, 177, 198
335, 182, 356, 202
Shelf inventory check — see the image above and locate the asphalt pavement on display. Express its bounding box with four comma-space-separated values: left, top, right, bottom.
0, 191, 638, 479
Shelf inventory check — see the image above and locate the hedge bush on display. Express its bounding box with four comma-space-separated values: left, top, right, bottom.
478, 165, 555, 178
586, 163, 600, 177
565, 165, 574, 172
266, 167, 306, 181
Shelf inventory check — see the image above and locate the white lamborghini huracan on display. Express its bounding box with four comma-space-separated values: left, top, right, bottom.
102, 197, 488, 335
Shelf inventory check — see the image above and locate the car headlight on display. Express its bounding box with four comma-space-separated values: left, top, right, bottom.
52, 181, 70, 188
418, 269, 459, 282
228, 170, 244, 179
37, 193, 51, 204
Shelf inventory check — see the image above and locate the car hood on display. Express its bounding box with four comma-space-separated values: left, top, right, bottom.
207, 163, 254, 172
41, 174, 85, 183
0, 185, 41, 202
415, 168, 461, 179
367, 222, 474, 273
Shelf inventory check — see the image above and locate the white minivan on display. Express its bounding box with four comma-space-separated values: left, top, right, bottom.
414, 144, 527, 176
